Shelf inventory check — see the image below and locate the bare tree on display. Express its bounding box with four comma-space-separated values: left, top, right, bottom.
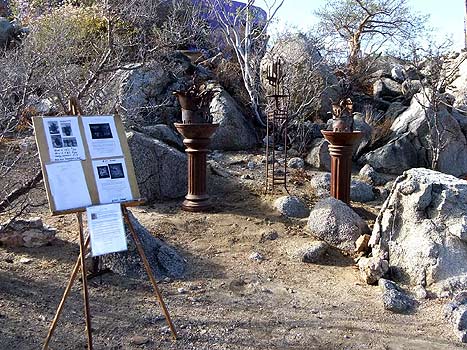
315, 0, 426, 74
205, 0, 284, 126
409, 41, 467, 170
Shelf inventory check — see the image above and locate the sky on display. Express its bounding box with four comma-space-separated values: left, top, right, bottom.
268, 0, 465, 51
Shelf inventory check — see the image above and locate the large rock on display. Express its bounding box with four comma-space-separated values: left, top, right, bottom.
307, 197, 369, 253
358, 164, 386, 186
140, 124, 184, 151
0, 17, 12, 47
353, 113, 372, 158
101, 211, 186, 279
209, 88, 257, 150
373, 78, 402, 100
127, 131, 187, 201
100, 53, 199, 128
305, 138, 330, 171
350, 180, 375, 203
274, 196, 309, 218
361, 92, 467, 176
444, 291, 467, 343
445, 52, 467, 112
309, 172, 331, 198
370, 168, 467, 296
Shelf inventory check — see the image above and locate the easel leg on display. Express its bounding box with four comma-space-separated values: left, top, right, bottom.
122, 207, 178, 340
42, 236, 90, 350
77, 212, 93, 350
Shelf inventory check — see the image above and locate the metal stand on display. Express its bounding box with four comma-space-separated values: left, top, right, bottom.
42, 205, 177, 350
265, 59, 289, 193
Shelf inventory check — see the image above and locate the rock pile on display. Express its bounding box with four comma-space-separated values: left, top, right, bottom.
0, 217, 56, 248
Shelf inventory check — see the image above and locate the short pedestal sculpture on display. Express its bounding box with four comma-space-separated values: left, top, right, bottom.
174, 123, 218, 211
322, 99, 363, 204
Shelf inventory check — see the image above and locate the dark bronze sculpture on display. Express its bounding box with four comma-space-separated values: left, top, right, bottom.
331, 98, 354, 132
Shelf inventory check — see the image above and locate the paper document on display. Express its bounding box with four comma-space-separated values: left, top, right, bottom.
82, 116, 123, 159
43, 117, 86, 162
86, 203, 127, 256
92, 158, 133, 204
45, 161, 92, 211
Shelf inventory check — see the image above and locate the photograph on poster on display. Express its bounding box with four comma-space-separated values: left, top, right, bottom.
92, 158, 132, 204
109, 163, 125, 179
51, 135, 63, 148
86, 203, 127, 257
97, 166, 110, 179
89, 123, 113, 139
63, 138, 78, 147
82, 116, 123, 159
61, 122, 73, 136
45, 161, 92, 211
43, 117, 86, 162
48, 121, 60, 134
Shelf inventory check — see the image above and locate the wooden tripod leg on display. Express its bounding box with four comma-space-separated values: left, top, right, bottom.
42, 236, 90, 350
77, 212, 93, 350
122, 207, 178, 340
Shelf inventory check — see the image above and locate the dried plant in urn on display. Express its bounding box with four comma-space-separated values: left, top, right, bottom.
331, 98, 354, 132
173, 75, 214, 124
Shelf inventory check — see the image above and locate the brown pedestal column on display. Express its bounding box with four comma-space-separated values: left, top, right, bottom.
174, 123, 218, 212
321, 131, 363, 205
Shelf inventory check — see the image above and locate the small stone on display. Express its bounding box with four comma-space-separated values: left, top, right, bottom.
358, 254, 389, 284
355, 234, 371, 253
177, 288, 188, 294
159, 326, 170, 334
249, 252, 264, 261
287, 157, 305, 169
414, 285, 428, 300
379, 279, 415, 313
247, 161, 255, 169
259, 230, 279, 242
130, 335, 149, 345
300, 241, 328, 264
241, 174, 253, 180
19, 257, 32, 264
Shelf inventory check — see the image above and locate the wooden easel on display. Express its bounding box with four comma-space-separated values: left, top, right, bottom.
42, 99, 177, 350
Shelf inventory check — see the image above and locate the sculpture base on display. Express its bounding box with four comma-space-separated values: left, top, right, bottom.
174, 123, 219, 213
181, 197, 212, 212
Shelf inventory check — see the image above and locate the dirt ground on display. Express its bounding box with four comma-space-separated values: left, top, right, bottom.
0, 148, 464, 350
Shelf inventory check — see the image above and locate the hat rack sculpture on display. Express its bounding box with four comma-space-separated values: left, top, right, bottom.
265, 59, 290, 193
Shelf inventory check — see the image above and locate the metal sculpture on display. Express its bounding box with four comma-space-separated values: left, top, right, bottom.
265, 59, 289, 192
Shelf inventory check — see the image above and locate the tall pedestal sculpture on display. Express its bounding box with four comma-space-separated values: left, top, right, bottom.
321, 131, 363, 204
322, 98, 362, 205
174, 123, 218, 212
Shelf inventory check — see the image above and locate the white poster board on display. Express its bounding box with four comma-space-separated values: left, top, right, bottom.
33, 114, 140, 214
86, 203, 127, 256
